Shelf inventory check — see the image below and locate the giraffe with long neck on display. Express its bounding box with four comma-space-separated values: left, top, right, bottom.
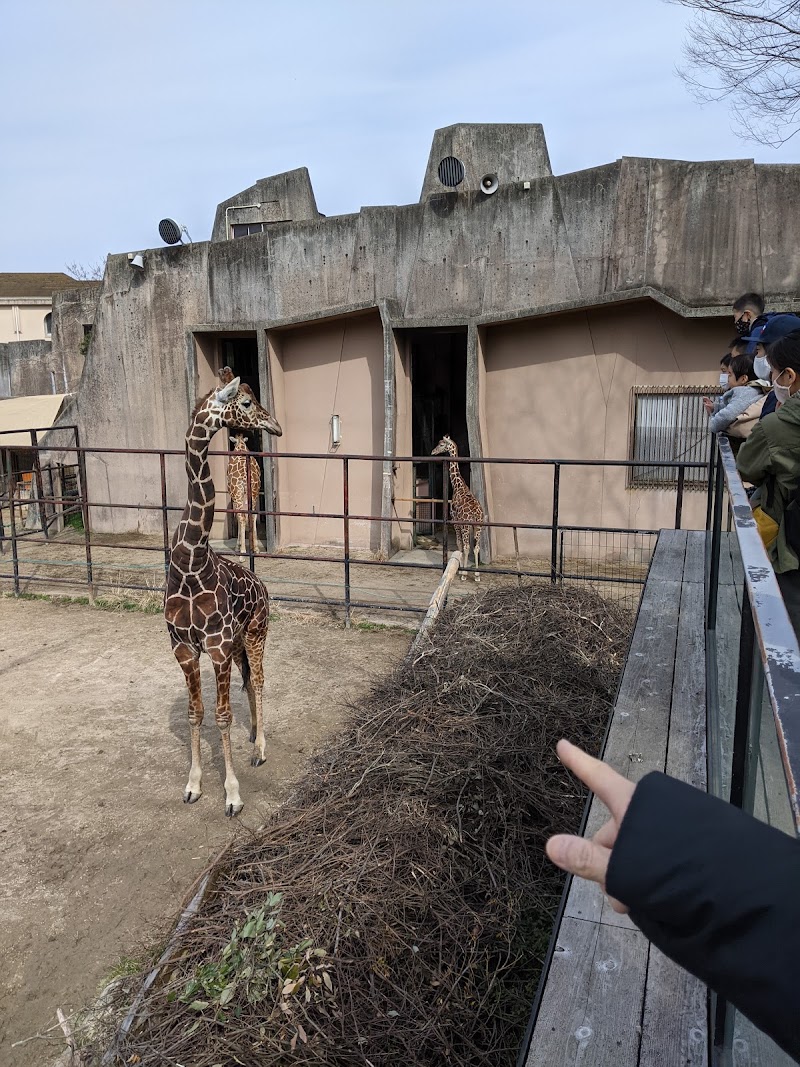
228, 433, 261, 555
165, 372, 282, 816
431, 434, 484, 582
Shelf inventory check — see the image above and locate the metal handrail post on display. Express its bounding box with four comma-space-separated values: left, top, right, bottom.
706, 452, 724, 631
343, 458, 351, 629
30, 429, 49, 539
246, 456, 255, 573
675, 464, 685, 530
4, 447, 20, 594
441, 458, 449, 572
551, 463, 561, 584
159, 452, 170, 577
74, 432, 94, 597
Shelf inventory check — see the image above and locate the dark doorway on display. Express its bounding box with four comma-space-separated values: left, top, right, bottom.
219, 335, 264, 543
410, 329, 468, 546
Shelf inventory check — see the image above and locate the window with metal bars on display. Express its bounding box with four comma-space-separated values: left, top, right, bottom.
231, 222, 265, 238
628, 386, 712, 489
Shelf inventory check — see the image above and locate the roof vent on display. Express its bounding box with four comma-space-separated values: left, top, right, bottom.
437, 157, 465, 188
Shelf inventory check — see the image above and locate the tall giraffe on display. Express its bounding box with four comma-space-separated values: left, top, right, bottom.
431, 434, 484, 582
165, 373, 282, 816
228, 433, 261, 555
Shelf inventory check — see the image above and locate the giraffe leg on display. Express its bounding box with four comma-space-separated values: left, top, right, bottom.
237, 514, 246, 555
458, 526, 468, 581
473, 530, 481, 582
244, 628, 268, 766
209, 648, 243, 817
174, 644, 205, 804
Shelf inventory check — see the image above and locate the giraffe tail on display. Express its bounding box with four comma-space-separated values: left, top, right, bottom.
240, 647, 251, 692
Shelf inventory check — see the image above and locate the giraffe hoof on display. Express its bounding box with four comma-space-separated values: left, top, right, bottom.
251, 753, 267, 767
225, 801, 244, 818
183, 789, 202, 804
474, 575, 481, 583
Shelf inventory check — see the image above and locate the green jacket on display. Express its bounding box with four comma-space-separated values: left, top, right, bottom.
736, 395, 800, 573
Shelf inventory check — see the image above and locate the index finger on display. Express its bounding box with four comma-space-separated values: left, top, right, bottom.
556, 739, 634, 820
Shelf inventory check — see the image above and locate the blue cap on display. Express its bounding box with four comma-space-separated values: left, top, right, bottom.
760, 314, 800, 346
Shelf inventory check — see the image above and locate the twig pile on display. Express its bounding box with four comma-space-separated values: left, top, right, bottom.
104, 584, 631, 1066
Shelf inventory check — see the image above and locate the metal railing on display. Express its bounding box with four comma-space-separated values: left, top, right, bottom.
0, 426, 706, 622
705, 435, 800, 1064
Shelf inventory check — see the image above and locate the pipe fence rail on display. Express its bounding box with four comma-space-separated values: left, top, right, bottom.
705, 434, 800, 1062
1, 426, 707, 624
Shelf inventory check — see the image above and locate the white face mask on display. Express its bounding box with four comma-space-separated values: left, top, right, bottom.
774, 382, 792, 406
753, 355, 771, 380
719, 372, 729, 387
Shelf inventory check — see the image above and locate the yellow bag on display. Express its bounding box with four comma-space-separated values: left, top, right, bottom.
752, 505, 779, 549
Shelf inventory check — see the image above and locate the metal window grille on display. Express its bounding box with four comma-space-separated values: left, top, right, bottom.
629, 386, 711, 489
231, 222, 265, 238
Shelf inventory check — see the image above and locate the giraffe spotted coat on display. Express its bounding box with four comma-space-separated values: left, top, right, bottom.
164, 371, 282, 816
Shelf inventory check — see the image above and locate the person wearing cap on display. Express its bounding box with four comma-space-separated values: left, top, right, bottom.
752, 314, 800, 419
737, 329, 800, 639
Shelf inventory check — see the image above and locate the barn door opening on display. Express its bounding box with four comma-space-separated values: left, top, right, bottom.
218, 336, 264, 544
410, 328, 468, 547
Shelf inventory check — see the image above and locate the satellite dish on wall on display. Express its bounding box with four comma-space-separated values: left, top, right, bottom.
479, 173, 499, 196
158, 218, 191, 245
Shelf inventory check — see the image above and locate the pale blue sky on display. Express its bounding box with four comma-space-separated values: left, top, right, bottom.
1, 0, 797, 273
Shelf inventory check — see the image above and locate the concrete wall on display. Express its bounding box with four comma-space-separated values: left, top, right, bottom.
0, 339, 58, 398
269, 311, 385, 549
46, 243, 210, 534
41, 124, 800, 542
211, 168, 319, 241
482, 302, 728, 557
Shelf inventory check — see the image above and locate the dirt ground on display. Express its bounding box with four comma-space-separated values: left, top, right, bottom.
0, 597, 412, 1066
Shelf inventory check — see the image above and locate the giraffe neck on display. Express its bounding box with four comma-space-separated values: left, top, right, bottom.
173, 416, 218, 551
448, 456, 466, 495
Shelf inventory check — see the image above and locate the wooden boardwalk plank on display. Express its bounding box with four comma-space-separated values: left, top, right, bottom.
530, 530, 714, 1067
683, 530, 706, 585
565, 540, 683, 925
638, 947, 707, 1067
526, 919, 649, 1067
638, 570, 708, 1066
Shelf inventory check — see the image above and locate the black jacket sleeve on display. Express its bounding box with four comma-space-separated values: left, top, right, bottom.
606, 772, 800, 1063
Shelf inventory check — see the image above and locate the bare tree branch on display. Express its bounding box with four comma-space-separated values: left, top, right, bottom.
668, 0, 800, 146
64, 260, 105, 282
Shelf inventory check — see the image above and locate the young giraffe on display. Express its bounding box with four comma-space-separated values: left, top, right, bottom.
228, 433, 261, 555
165, 373, 282, 816
431, 434, 484, 582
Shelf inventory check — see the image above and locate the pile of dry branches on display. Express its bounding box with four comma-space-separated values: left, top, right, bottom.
102, 584, 631, 1067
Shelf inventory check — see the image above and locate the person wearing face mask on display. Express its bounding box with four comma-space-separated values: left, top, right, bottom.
751, 315, 800, 419
737, 330, 800, 638
703, 352, 768, 441
738, 292, 768, 341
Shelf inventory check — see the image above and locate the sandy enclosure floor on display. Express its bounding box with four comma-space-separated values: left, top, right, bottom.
0, 597, 411, 1066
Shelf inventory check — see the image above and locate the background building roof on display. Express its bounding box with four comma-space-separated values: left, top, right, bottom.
0, 273, 98, 298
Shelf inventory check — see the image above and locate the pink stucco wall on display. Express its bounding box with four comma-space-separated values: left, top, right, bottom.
482, 301, 730, 558
270, 312, 385, 549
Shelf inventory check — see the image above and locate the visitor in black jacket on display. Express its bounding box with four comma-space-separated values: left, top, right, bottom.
546, 739, 800, 1063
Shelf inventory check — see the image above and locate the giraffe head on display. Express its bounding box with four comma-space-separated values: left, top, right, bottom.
230, 433, 249, 451
197, 370, 282, 437
431, 434, 457, 457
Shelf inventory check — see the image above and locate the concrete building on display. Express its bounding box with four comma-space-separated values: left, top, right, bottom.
0, 273, 95, 343
0, 276, 99, 399
40, 124, 800, 557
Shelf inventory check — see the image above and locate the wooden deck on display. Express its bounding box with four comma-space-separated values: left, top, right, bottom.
525, 529, 708, 1067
